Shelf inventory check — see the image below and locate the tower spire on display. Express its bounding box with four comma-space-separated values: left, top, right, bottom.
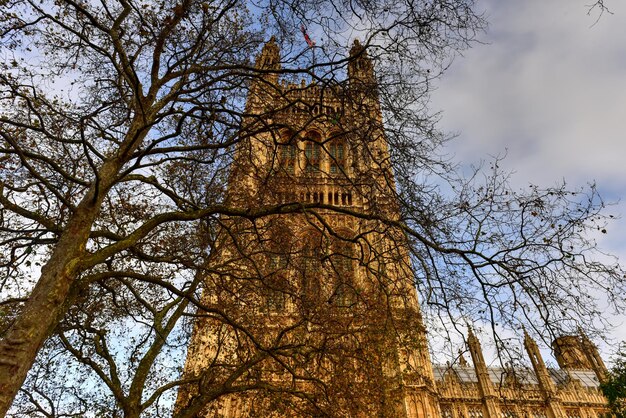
467, 328, 500, 418
525, 329, 567, 418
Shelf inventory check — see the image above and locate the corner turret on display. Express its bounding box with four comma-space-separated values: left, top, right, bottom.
254, 36, 281, 89
348, 39, 376, 85
553, 333, 608, 382
255, 36, 281, 78
245, 37, 282, 115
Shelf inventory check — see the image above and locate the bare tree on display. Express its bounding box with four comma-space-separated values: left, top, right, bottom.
0, 0, 623, 416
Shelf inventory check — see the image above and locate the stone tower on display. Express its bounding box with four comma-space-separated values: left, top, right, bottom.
176, 38, 440, 417
176, 38, 609, 418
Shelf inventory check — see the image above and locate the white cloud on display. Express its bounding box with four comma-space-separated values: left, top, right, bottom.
431, 0, 626, 353
436, 0, 626, 181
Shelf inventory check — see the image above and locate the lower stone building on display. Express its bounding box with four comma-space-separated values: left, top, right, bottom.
433, 331, 607, 418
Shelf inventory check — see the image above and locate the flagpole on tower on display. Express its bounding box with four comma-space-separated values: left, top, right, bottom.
300, 24, 316, 77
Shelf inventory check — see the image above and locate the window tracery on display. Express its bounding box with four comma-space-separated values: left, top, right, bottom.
279, 143, 297, 174
566, 409, 581, 418
266, 286, 286, 312
329, 140, 346, 174
467, 407, 484, 418
276, 129, 298, 175
300, 131, 322, 174
262, 225, 294, 313
329, 233, 357, 307
299, 231, 325, 305
502, 409, 517, 418
441, 405, 453, 418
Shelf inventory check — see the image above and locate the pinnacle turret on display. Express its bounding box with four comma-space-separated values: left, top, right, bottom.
348, 39, 375, 85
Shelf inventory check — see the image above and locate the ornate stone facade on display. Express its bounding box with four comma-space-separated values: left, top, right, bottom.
435, 330, 607, 418
177, 39, 608, 418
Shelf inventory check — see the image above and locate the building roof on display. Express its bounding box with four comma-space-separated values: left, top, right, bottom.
433, 365, 601, 389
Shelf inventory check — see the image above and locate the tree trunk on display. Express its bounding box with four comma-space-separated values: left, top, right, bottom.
0, 104, 153, 413
0, 216, 91, 413
0, 187, 108, 414
0, 142, 144, 414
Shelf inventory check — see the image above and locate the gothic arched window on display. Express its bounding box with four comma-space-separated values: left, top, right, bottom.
565, 410, 581, 418
279, 143, 297, 174
304, 131, 322, 173
299, 231, 325, 307
329, 235, 357, 307
278, 130, 298, 175
262, 222, 294, 313
441, 405, 453, 418
329, 140, 346, 174
468, 407, 485, 418
501, 409, 516, 418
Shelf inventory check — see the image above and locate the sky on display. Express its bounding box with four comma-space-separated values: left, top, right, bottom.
429, 0, 626, 361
